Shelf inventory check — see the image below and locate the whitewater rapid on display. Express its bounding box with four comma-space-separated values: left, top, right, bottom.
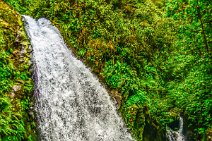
23, 15, 133, 141
166, 117, 185, 141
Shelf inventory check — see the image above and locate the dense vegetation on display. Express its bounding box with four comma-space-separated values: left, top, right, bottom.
0, 1, 36, 141
2, 0, 212, 140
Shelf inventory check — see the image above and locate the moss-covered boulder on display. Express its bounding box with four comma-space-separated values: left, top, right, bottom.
0, 1, 36, 140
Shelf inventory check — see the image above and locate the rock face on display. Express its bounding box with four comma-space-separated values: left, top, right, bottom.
23, 15, 134, 141
0, 1, 35, 140
143, 121, 166, 141
142, 115, 166, 141
207, 129, 212, 141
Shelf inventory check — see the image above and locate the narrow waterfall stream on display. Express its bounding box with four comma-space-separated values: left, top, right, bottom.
23, 15, 133, 141
166, 117, 185, 141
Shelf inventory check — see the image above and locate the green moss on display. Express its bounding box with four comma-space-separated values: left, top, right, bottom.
0, 1, 36, 140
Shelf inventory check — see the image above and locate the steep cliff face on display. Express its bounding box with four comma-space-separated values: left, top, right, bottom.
0, 1, 36, 140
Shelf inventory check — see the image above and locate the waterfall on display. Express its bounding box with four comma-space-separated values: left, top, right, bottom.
166, 117, 185, 141
23, 15, 134, 141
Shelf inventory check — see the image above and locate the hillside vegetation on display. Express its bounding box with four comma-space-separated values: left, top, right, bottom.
3, 0, 212, 140
0, 1, 36, 140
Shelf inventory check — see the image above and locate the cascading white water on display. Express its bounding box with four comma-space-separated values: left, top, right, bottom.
166, 117, 185, 141
23, 15, 134, 141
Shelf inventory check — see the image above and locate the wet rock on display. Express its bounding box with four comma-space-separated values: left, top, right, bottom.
12, 85, 22, 92
111, 89, 122, 108
9, 92, 15, 98
207, 129, 212, 141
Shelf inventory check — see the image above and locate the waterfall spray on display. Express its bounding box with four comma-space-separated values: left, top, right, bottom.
23, 15, 133, 141
166, 117, 185, 141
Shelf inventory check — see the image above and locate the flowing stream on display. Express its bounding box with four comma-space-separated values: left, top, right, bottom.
166, 117, 185, 141
23, 15, 133, 141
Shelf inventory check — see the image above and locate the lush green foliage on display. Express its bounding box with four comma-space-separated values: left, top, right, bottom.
165, 0, 212, 138
4, 0, 212, 140
0, 2, 36, 140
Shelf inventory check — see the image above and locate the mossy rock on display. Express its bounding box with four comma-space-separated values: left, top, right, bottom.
0, 1, 36, 140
